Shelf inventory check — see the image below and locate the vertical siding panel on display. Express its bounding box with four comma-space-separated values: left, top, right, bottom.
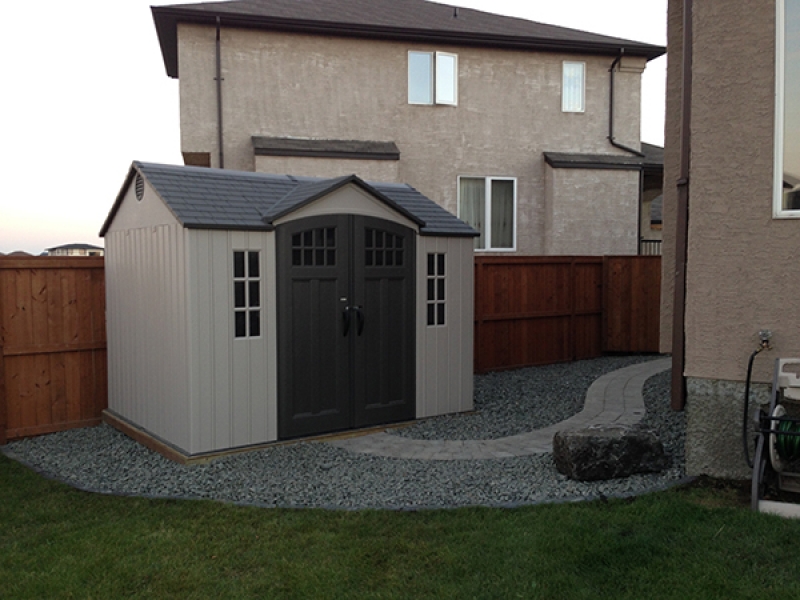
190, 230, 215, 453
211, 232, 232, 449
248, 232, 270, 444
230, 231, 249, 447
264, 233, 279, 442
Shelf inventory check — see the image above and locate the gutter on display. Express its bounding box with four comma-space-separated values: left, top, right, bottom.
215, 16, 224, 169
608, 51, 646, 157
671, 0, 693, 411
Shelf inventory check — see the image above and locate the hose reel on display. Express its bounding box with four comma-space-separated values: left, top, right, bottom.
751, 358, 800, 515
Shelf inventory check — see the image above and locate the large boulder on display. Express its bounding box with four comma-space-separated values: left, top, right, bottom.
553, 425, 670, 481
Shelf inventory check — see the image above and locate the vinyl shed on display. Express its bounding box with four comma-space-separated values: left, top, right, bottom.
100, 162, 477, 459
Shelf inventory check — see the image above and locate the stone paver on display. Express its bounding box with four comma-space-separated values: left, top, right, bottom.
328, 357, 671, 460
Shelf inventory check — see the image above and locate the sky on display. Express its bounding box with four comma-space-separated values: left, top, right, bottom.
0, 0, 667, 255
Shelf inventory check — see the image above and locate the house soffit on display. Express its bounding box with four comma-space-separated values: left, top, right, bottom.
152, 0, 666, 78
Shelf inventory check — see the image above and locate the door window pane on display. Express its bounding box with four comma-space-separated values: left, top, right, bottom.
490, 180, 515, 249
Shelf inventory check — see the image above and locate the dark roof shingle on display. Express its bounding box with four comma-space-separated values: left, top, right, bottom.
100, 162, 477, 238
153, 0, 665, 77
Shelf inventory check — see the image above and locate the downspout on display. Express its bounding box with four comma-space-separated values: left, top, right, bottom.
608, 50, 645, 157
671, 0, 693, 411
215, 16, 224, 169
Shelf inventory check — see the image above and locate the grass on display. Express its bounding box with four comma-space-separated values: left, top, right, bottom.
3, 454, 800, 599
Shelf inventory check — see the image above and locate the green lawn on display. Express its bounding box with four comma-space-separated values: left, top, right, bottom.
2, 453, 800, 599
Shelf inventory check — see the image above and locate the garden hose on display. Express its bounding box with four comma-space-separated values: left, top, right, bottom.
776, 419, 800, 462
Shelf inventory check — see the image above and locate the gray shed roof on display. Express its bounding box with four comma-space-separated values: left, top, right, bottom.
152, 0, 665, 78
100, 162, 477, 238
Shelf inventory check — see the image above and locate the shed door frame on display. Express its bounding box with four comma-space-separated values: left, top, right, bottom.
277, 214, 416, 439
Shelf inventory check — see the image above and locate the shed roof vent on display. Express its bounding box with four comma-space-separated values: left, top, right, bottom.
135, 173, 145, 201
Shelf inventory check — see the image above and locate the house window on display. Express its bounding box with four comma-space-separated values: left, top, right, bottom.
427, 253, 445, 326
775, 0, 800, 217
233, 250, 261, 339
458, 177, 516, 251
408, 51, 458, 106
562, 61, 586, 113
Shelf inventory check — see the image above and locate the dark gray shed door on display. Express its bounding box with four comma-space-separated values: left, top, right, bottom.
277, 215, 415, 439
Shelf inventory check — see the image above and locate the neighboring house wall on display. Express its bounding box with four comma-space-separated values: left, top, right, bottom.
177, 24, 645, 255
662, 0, 800, 478
544, 166, 640, 255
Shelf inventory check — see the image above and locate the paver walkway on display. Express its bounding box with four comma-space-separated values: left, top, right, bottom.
329, 357, 671, 460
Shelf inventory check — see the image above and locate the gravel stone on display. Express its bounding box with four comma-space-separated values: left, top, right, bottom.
2, 356, 685, 510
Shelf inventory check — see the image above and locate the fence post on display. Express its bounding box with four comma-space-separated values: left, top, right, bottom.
0, 266, 7, 445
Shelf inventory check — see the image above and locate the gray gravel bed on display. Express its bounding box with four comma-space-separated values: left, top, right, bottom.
2, 356, 685, 510
392, 355, 658, 440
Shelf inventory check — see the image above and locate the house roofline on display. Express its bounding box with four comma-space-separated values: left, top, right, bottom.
152, 6, 666, 78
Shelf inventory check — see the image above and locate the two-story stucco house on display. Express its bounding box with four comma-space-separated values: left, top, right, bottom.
662, 0, 800, 479
151, 0, 665, 256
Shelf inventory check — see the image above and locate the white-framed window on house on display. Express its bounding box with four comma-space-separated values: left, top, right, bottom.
562, 61, 586, 113
408, 51, 458, 105
775, 0, 800, 217
426, 253, 446, 326
233, 250, 261, 339
458, 177, 516, 251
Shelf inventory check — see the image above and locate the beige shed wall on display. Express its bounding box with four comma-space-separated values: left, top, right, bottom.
544, 166, 640, 255
186, 229, 277, 454
177, 24, 645, 255
255, 155, 399, 182
416, 236, 474, 418
104, 182, 191, 450
272, 184, 419, 230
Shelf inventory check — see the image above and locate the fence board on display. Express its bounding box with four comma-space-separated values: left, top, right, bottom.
603, 256, 662, 353
475, 256, 661, 373
474, 257, 604, 372
0, 256, 106, 442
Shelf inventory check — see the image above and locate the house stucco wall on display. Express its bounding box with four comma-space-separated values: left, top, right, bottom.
177, 24, 645, 255
544, 165, 640, 255
663, 0, 800, 477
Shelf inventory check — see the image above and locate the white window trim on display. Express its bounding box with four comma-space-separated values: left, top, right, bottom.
457, 176, 518, 252
562, 61, 586, 113
233, 249, 262, 340
407, 50, 458, 106
435, 52, 458, 106
774, 0, 800, 218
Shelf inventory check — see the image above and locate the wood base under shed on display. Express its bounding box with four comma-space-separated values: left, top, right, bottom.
102, 409, 416, 465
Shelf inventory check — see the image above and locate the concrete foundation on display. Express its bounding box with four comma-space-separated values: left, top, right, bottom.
685, 377, 771, 479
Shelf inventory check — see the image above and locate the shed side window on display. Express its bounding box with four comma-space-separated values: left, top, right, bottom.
426, 253, 445, 326
233, 250, 261, 339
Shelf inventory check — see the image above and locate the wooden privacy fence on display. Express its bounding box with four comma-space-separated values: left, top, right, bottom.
0, 256, 107, 444
474, 256, 661, 373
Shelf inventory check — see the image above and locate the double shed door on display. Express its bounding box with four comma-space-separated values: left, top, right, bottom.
277, 215, 416, 439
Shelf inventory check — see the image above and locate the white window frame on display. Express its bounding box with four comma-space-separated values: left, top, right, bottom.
774, 0, 800, 218
457, 176, 518, 252
562, 61, 586, 113
233, 250, 262, 340
408, 51, 458, 106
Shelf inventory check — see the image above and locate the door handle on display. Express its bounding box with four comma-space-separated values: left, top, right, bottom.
342, 306, 351, 337
354, 305, 364, 336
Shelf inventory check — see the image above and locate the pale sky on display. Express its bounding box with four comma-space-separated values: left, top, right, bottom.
0, 0, 666, 255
